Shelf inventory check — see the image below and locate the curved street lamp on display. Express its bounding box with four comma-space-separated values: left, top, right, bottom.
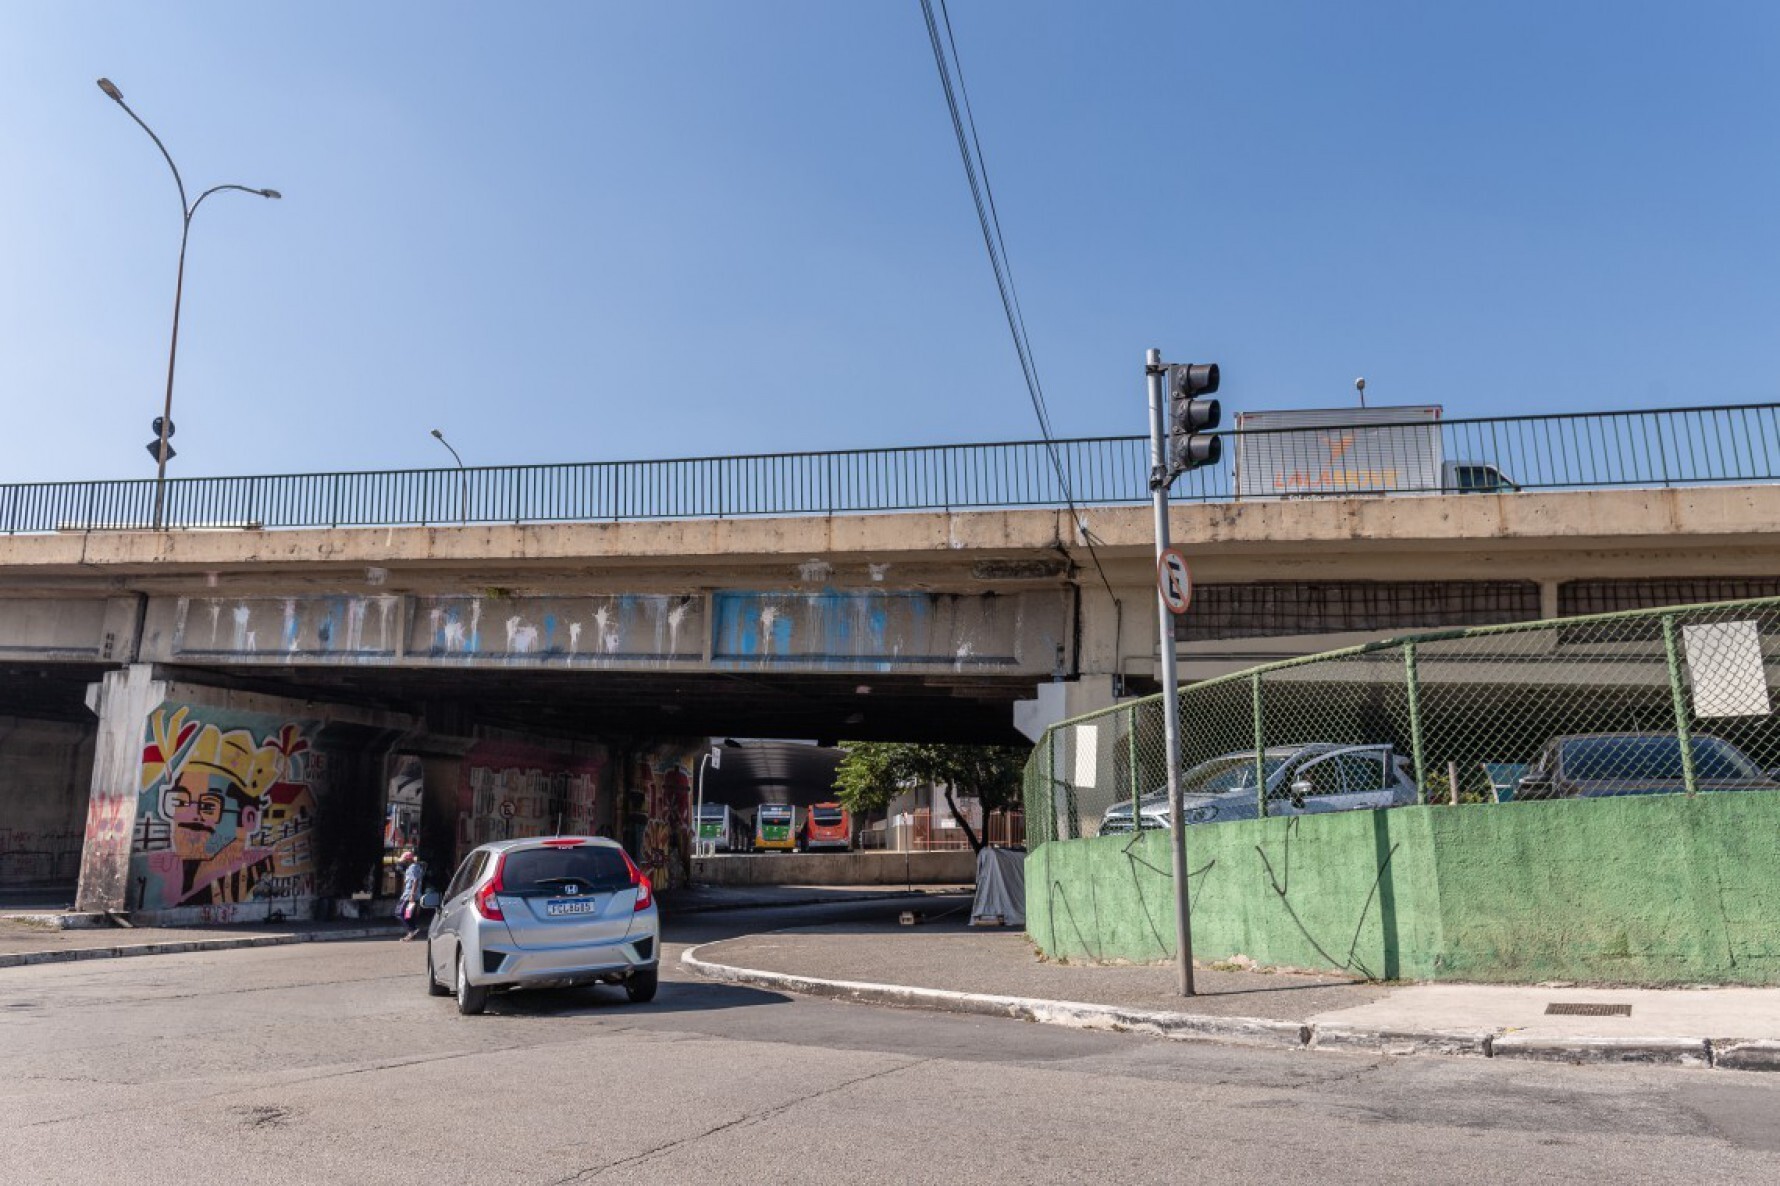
430, 428, 469, 522
96, 77, 280, 529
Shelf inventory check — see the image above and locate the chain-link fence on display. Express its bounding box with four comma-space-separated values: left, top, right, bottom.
1025, 597, 1780, 847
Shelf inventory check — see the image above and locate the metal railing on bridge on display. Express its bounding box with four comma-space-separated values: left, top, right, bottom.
4, 402, 1778, 533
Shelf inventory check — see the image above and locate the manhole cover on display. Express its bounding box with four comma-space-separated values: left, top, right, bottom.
1545, 1002, 1632, 1017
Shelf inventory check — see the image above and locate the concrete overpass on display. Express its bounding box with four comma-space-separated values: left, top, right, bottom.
5, 481, 1780, 918
5, 483, 1780, 738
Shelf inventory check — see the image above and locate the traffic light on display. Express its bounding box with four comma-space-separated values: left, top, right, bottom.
1166, 363, 1220, 473
146, 417, 176, 463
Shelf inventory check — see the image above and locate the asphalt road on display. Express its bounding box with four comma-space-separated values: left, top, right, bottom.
1, 898, 1776, 1185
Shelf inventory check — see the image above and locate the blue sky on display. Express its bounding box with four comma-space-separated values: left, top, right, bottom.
3, 2, 1776, 483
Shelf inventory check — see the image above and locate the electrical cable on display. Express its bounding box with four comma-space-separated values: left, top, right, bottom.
918, 0, 1123, 651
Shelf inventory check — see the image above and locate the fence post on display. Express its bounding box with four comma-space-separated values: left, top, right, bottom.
1252, 672, 1267, 818
1661, 614, 1698, 795
1127, 704, 1141, 827
1404, 641, 1428, 805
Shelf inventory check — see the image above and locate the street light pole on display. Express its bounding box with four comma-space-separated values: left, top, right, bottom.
96, 78, 280, 530
430, 428, 469, 521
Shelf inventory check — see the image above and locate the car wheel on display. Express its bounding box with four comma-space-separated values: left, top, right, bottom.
455, 953, 489, 1016
625, 968, 659, 1004
426, 944, 450, 997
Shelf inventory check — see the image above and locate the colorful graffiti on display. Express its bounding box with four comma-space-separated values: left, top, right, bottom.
455, 742, 607, 865
133, 708, 322, 908
626, 747, 695, 891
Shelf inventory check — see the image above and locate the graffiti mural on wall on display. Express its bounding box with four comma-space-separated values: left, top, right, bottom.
455, 742, 607, 866
626, 747, 696, 891
133, 708, 324, 908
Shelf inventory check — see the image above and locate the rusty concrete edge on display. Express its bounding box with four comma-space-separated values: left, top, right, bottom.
680, 947, 1780, 1072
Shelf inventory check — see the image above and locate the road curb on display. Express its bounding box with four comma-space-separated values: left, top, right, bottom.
681, 947, 1778, 1072
661, 888, 966, 917
0, 926, 398, 969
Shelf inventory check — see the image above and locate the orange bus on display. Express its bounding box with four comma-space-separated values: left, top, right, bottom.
800, 802, 851, 851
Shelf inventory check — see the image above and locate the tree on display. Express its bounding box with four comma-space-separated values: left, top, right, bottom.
832, 741, 1028, 853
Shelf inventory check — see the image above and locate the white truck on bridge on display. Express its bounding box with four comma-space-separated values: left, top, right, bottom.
1231, 405, 1517, 499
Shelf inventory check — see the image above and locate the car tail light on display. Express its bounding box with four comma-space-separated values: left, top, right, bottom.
474, 854, 507, 921
621, 849, 653, 912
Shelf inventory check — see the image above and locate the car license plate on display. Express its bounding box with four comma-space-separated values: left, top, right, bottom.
546, 899, 595, 917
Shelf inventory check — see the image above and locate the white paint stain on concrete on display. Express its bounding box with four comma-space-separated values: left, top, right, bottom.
469, 600, 483, 650
231, 605, 252, 652
208, 601, 223, 643
798, 559, 834, 583
868, 564, 891, 582
760, 604, 781, 650
506, 615, 539, 654
376, 598, 394, 652
955, 641, 974, 671
283, 600, 299, 654
668, 599, 690, 655
569, 621, 583, 652
593, 605, 617, 653
345, 599, 367, 652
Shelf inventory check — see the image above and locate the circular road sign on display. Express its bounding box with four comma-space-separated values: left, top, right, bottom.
1157, 547, 1192, 615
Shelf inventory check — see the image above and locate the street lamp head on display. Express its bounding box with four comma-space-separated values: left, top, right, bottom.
258, 188, 282, 200
96, 77, 124, 102
430, 428, 445, 440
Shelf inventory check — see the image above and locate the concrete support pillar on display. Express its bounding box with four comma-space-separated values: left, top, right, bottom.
74, 665, 168, 913
1539, 579, 1561, 620
1014, 676, 1121, 741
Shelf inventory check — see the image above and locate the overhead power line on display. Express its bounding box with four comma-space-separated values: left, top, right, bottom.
917, 0, 1122, 624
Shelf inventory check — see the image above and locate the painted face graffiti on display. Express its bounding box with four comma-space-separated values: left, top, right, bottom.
164, 779, 259, 862
137, 709, 313, 908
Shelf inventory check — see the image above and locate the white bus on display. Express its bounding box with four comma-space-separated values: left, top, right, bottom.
695, 803, 747, 853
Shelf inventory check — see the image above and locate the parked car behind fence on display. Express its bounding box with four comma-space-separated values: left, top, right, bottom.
1097, 743, 1418, 835
1515, 733, 1780, 800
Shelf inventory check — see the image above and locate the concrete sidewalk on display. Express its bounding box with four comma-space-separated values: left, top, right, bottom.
683, 898, 1780, 1073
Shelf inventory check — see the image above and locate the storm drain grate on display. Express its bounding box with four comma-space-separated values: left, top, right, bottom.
1545, 1002, 1633, 1017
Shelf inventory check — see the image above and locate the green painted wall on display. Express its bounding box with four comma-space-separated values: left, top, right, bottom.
1026, 793, 1780, 985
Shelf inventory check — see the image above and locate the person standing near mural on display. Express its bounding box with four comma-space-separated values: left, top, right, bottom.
397, 849, 426, 940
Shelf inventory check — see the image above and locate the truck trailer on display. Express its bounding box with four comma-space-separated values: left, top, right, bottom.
1232, 406, 1517, 499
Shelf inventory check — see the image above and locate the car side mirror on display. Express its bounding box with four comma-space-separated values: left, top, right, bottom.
420, 891, 441, 910
1289, 778, 1311, 807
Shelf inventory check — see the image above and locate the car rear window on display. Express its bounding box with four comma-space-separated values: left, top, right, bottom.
811, 808, 844, 825
502, 846, 631, 894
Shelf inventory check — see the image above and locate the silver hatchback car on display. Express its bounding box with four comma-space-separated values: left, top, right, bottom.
424, 836, 660, 1015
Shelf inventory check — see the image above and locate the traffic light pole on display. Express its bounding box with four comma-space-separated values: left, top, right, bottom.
1146, 346, 1195, 997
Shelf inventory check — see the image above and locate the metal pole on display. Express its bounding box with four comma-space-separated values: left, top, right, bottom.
1148, 346, 1195, 997
151, 216, 190, 530
1661, 615, 1698, 795
693, 752, 710, 862
431, 429, 469, 521
96, 79, 278, 531
1404, 640, 1428, 804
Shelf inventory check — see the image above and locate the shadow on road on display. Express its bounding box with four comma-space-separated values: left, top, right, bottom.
479, 978, 791, 1019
